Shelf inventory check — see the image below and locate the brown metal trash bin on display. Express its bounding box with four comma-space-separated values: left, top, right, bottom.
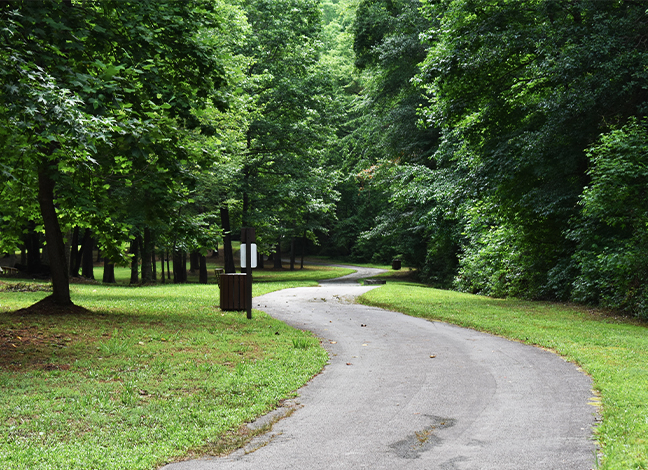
219, 273, 248, 311
392, 259, 402, 270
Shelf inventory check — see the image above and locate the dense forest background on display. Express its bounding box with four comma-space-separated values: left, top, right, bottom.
2, 0, 648, 318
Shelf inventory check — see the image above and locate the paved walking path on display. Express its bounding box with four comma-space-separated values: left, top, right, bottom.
162, 267, 596, 469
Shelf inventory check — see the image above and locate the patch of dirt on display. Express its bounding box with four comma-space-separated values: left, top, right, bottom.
1, 297, 93, 371
69, 276, 100, 285
0, 323, 74, 371
0, 282, 52, 293
11, 295, 92, 316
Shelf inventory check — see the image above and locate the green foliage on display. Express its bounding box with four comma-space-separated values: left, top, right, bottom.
571, 118, 648, 317
0, 1, 233, 298
221, 0, 342, 253
320, 0, 441, 266
455, 212, 544, 299
407, 0, 648, 302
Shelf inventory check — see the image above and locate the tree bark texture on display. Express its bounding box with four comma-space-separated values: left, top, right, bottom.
26, 221, 41, 273
64, 230, 71, 275
141, 227, 152, 283
274, 237, 283, 269
190, 250, 200, 273
69, 225, 80, 276
301, 231, 306, 269
38, 167, 71, 305
81, 229, 94, 279
130, 236, 140, 284
160, 251, 166, 284
173, 250, 187, 283
220, 205, 236, 273
102, 258, 116, 283
199, 254, 208, 284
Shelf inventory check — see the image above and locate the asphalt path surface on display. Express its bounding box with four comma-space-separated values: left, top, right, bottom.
162, 266, 596, 470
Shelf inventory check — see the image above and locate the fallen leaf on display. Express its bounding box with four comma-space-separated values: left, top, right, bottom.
430, 355, 436, 358
330, 341, 337, 344
361, 324, 367, 327
346, 362, 352, 366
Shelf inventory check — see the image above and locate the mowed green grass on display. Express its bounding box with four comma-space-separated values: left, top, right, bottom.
358, 281, 648, 470
0, 263, 352, 470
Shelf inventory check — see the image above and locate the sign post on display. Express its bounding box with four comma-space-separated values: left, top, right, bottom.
241, 227, 256, 320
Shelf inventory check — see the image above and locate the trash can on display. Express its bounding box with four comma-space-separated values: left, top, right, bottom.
392, 258, 401, 270
219, 273, 248, 311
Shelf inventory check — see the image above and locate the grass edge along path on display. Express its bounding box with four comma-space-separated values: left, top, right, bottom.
0, 265, 353, 470
358, 281, 648, 470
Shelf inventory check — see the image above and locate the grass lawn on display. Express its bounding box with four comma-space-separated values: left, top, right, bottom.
0, 263, 353, 470
358, 280, 648, 470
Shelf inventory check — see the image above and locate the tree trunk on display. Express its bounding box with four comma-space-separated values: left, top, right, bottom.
102, 258, 116, 283
290, 236, 295, 271
38, 167, 71, 305
64, 230, 72, 275
172, 250, 179, 283
190, 250, 200, 273
26, 221, 41, 273
151, 250, 157, 281
73, 227, 90, 277
166, 250, 171, 280
141, 227, 152, 283
199, 254, 208, 284
220, 205, 236, 273
173, 250, 187, 283
258, 250, 264, 269
160, 250, 166, 284
69, 225, 80, 276
81, 229, 94, 279
130, 236, 140, 284
301, 231, 306, 269
274, 237, 283, 269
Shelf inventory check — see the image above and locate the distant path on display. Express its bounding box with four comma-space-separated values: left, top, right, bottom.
162, 266, 596, 470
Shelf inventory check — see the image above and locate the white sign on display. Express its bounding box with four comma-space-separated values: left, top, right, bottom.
240, 243, 257, 268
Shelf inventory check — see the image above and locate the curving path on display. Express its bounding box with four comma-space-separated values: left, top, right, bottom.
162, 267, 596, 470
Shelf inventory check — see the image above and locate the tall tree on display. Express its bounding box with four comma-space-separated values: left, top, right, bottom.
0, 1, 228, 305
416, 0, 648, 298
233, 0, 339, 257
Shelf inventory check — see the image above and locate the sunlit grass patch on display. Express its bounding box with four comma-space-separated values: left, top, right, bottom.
0, 266, 339, 469
359, 281, 648, 470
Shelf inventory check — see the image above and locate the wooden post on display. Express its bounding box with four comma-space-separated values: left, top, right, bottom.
241, 227, 255, 320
